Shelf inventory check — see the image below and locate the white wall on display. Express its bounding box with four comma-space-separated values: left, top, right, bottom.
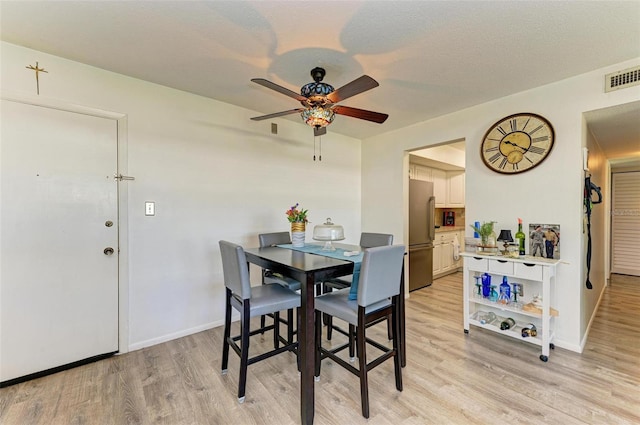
3, 40, 638, 354
362, 58, 640, 351
1, 42, 363, 351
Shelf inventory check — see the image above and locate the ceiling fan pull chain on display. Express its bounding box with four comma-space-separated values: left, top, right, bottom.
319, 136, 322, 161
313, 136, 317, 161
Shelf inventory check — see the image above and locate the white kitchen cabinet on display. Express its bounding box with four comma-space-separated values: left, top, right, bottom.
415, 165, 432, 181
409, 164, 432, 181
461, 253, 560, 362
432, 169, 447, 207
441, 236, 454, 272
410, 165, 465, 208
408, 164, 416, 180
457, 230, 465, 267
433, 241, 442, 275
446, 171, 465, 207
433, 230, 463, 278
408, 164, 417, 180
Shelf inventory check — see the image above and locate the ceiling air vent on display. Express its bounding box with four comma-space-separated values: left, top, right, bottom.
605, 66, 640, 92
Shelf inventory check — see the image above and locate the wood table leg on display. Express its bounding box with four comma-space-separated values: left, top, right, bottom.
400, 260, 407, 367
300, 272, 316, 424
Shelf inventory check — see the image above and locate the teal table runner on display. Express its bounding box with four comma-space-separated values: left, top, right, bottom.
277, 243, 363, 300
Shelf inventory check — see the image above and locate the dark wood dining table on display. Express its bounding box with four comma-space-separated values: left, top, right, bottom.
243, 243, 406, 425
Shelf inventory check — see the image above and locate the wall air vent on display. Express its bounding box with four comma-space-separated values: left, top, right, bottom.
605, 66, 640, 92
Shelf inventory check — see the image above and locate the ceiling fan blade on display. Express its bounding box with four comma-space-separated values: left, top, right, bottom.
326, 75, 379, 104
250, 108, 305, 121
333, 105, 389, 124
251, 78, 307, 102
314, 126, 327, 137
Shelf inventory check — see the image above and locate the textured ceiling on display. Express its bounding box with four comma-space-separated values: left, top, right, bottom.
1, 1, 639, 160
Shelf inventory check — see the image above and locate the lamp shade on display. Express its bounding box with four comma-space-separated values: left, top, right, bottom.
301, 106, 335, 128
300, 81, 334, 97
497, 229, 514, 242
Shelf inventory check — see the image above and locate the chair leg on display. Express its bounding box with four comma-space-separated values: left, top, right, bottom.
238, 301, 251, 403
356, 315, 369, 419
321, 283, 331, 327
287, 308, 294, 344
387, 313, 393, 340
327, 315, 333, 340
221, 288, 232, 374
273, 311, 280, 349
260, 272, 267, 334
314, 310, 322, 379
260, 314, 266, 334
392, 302, 403, 392
349, 324, 356, 362
297, 308, 302, 373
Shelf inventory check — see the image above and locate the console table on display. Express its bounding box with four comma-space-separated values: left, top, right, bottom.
461, 252, 560, 361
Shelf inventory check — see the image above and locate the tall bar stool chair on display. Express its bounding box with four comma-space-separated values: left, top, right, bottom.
258, 232, 302, 346
323, 232, 393, 340
314, 244, 405, 418
219, 240, 300, 403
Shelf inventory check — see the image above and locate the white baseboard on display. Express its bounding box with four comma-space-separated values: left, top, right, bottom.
552, 339, 583, 353
578, 283, 608, 353
128, 319, 225, 352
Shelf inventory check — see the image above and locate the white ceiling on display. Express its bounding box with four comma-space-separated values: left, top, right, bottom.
1, 1, 639, 161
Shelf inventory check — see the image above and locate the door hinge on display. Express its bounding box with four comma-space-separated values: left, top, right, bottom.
114, 174, 135, 181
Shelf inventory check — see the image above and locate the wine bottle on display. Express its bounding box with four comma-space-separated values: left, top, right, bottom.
521, 324, 537, 337
500, 317, 516, 330
516, 218, 526, 255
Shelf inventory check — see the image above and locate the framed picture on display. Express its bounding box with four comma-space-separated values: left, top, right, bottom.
529, 223, 560, 259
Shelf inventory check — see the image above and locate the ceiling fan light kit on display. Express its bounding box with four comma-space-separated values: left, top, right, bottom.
250, 67, 388, 134
301, 106, 335, 128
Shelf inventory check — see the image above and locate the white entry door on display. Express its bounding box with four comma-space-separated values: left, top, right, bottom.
0, 100, 119, 383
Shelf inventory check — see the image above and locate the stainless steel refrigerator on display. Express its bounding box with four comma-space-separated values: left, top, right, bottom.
409, 179, 435, 291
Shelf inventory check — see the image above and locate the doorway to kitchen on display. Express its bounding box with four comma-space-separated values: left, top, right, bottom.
406, 139, 466, 293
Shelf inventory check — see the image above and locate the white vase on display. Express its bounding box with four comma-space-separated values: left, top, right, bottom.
291, 222, 306, 247
291, 231, 305, 247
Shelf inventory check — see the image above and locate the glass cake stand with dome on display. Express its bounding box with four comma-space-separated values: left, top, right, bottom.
313, 218, 345, 251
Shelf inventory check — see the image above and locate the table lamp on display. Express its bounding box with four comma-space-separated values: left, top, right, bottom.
497, 229, 514, 255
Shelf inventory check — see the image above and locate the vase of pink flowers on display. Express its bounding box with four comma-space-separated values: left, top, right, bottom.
287, 203, 308, 247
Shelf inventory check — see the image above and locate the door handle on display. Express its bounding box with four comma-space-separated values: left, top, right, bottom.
104, 247, 114, 255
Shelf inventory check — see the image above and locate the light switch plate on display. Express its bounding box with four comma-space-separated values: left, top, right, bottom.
145, 201, 155, 216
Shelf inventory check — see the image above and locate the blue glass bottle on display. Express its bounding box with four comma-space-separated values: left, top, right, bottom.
498, 276, 511, 304
481, 273, 491, 298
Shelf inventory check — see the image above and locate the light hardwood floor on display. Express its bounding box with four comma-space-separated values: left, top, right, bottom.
1, 273, 639, 424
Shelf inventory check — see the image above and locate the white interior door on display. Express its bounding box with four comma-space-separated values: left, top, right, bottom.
611, 171, 640, 277
0, 100, 119, 383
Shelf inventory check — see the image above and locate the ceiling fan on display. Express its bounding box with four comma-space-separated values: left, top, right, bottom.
250, 67, 389, 136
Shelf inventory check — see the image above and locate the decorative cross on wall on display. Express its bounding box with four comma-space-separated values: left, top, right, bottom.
26, 62, 48, 95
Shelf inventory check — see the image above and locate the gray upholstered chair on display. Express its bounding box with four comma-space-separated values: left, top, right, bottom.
323, 232, 394, 340
314, 244, 405, 418
219, 240, 300, 403
258, 232, 301, 346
